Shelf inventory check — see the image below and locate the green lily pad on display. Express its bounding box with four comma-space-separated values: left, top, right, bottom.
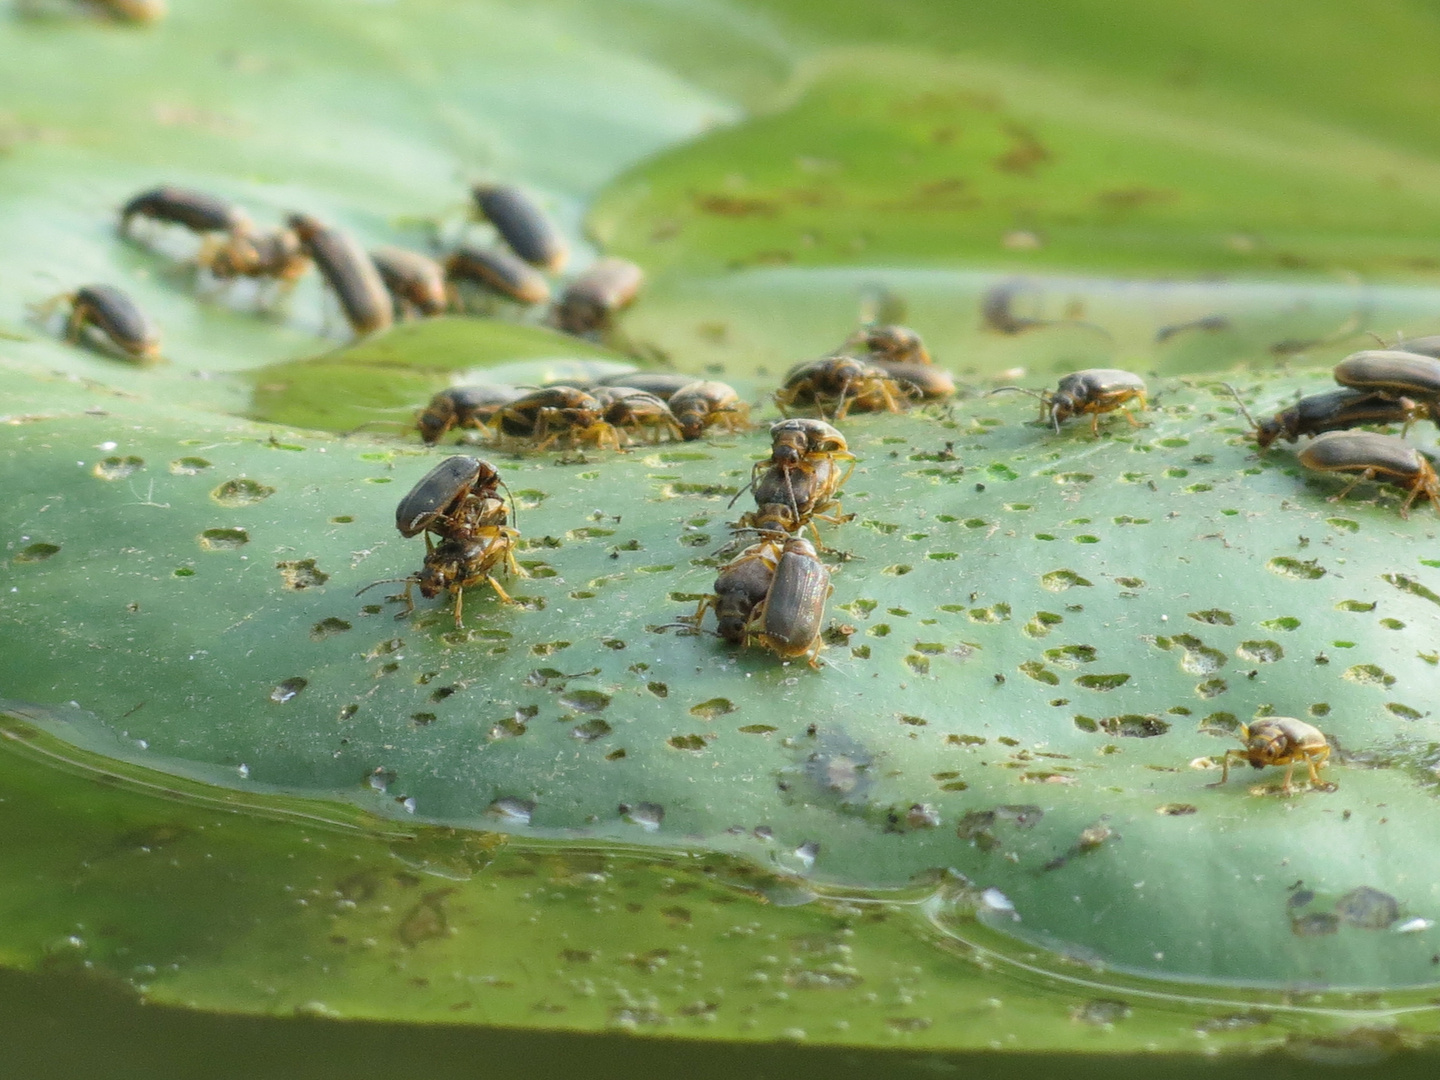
9, 367, 1440, 997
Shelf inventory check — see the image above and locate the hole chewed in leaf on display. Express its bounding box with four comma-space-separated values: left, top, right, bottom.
93, 456, 144, 480
1098, 715, 1170, 738
277, 559, 328, 590
689, 698, 735, 720
199, 527, 249, 551
212, 477, 275, 506
269, 677, 307, 704
1267, 557, 1325, 580
1041, 570, 1092, 592
310, 617, 351, 641
13, 542, 60, 563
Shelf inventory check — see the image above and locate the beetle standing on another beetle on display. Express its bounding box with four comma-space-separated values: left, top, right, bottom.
747, 537, 831, 668
990, 368, 1147, 435
1210, 717, 1332, 795
362, 456, 523, 628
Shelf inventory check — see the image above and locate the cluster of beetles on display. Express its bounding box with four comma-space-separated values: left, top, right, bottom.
43, 182, 644, 360
47, 174, 1440, 797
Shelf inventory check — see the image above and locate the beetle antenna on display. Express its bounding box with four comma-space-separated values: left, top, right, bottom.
1218, 382, 1260, 430
987, 386, 1047, 402
651, 620, 716, 637
727, 465, 762, 509
497, 476, 518, 529
355, 576, 416, 597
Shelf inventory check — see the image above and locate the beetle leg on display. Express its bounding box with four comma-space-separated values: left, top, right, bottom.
485, 574, 515, 605
1122, 404, 1143, 428
1089, 410, 1101, 437
64, 298, 91, 344
452, 585, 466, 629
1281, 760, 1296, 796
1329, 467, 1377, 504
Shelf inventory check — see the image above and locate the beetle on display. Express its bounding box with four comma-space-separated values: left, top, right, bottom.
877, 362, 956, 402
766, 417, 851, 469
1297, 431, 1440, 518
471, 184, 568, 273
735, 455, 851, 539
201, 227, 310, 290
445, 244, 550, 306
491, 386, 617, 450
361, 496, 523, 629
1390, 335, 1440, 359
597, 370, 697, 400
689, 535, 785, 644
51, 284, 162, 361
120, 186, 250, 238
776, 355, 909, 420
846, 323, 932, 365
287, 214, 392, 336
990, 368, 1147, 434
394, 456, 506, 540
668, 380, 748, 441
750, 537, 832, 667
555, 258, 644, 336
1333, 350, 1440, 407
592, 387, 683, 445
371, 246, 448, 318
417, 385, 525, 444
1223, 384, 1421, 450
1212, 717, 1332, 795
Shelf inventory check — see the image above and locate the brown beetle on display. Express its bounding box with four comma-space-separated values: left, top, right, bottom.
991, 368, 1147, 435
371, 246, 448, 318
394, 455, 507, 541
736, 455, 851, 539
845, 323, 931, 365
1297, 431, 1440, 518
1212, 717, 1331, 795
287, 214, 392, 336
592, 387, 683, 445
417, 385, 525, 445
689, 535, 785, 644
471, 184, 568, 272
51, 284, 162, 361
1333, 350, 1440, 408
491, 386, 617, 450
201, 227, 311, 290
597, 370, 697, 400
362, 496, 523, 629
776, 355, 909, 419
1224, 384, 1421, 450
750, 537, 831, 667
445, 244, 550, 306
121, 186, 250, 238
555, 258, 644, 336
669, 380, 748, 440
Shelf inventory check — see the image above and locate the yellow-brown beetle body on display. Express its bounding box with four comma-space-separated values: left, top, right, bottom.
202, 227, 310, 288
592, 387, 683, 445
1215, 717, 1331, 794
417, 385, 525, 445
60, 284, 162, 361
414, 516, 523, 628
492, 386, 616, 450
445, 244, 550, 306
669, 380, 748, 440
471, 184, 568, 273
287, 214, 392, 336
751, 537, 831, 667
737, 455, 850, 538
371, 246, 448, 318
776, 355, 909, 419
846, 323, 931, 366
1297, 431, 1440, 517
555, 258, 644, 336
992, 368, 1147, 435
